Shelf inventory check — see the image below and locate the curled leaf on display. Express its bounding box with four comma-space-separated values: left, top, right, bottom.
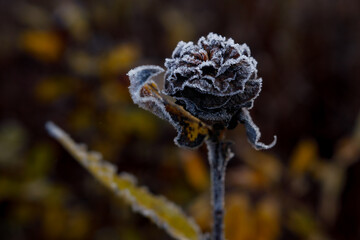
238, 108, 276, 150
128, 65, 211, 148
45, 122, 202, 240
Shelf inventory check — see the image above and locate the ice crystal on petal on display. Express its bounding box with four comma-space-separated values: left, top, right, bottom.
164, 32, 262, 127
128, 33, 276, 150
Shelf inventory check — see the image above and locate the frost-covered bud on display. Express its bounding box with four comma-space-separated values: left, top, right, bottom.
164, 33, 262, 128
128, 33, 276, 150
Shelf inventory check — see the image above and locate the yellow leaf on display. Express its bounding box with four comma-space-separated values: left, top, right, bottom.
225, 194, 254, 240
42, 187, 68, 239
20, 30, 64, 62
43, 203, 67, 238
188, 194, 212, 232
180, 150, 209, 191
25, 142, 55, 179
68, 106, 94, 131
100, 81, 131, 104
46, 122, 201, 240
241, 150, 283, 189
67, 51, 99, 76
104, 109, 158, 141
225, 194, 280, 240
287, 209, 319, 238
128, 66, 211, 148
290, 139, 318, 176
227, 167, 269, 191
64, 209, 91, 240
101, 43, 140, 76
34, 76, 78, 103
255, 197, 280, 240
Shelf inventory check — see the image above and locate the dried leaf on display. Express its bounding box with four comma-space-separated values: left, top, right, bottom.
287, 209, 322, 239
128, 65, 211, 148
101, 43, 140, 76
34, 77, 77, 103
290, 139, 318, 176
46, 122, 202, 240
241, 150, 283, 188
180, 150, 209, 191
224, 194, 254, 240
20, 30, 64, 62
188, 194, 212, 232
255, 197, 280, 240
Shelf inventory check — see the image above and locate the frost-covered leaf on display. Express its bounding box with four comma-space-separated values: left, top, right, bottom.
45, 122, 202, 240
238, 108, 276, 150
128, 65, 211, 148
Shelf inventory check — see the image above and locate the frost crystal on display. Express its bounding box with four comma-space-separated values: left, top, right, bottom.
127, 33, 276, 150
164, 32, 262, 127
128, 65, 211, 148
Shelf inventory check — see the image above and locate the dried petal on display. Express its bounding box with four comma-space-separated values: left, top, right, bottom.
238, 108, 277, 150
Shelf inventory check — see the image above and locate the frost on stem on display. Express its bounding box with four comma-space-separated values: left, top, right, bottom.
128, 65, 211, 149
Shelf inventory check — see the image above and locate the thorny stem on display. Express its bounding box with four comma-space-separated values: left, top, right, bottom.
206, 131, 233, 240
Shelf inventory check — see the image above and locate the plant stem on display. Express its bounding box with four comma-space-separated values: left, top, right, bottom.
206, 133, 231, 240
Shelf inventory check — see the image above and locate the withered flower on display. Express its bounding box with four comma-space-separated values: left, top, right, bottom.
164, 33, 261, 129
128, 33, 275, 150
127, 33, 276, 240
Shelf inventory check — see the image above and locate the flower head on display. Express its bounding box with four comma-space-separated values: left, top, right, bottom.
164, 33, 262, 128
128, 33, 276, 149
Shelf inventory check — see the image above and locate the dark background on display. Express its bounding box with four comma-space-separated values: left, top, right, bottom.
0, 0, 359, 239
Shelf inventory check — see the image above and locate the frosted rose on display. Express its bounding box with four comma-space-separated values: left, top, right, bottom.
164, 33, 262, 128
128, 33, 276, 149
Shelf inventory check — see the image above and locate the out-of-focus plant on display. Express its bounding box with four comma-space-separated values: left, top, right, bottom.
47, 33, 276, 240
45, 122, 201, 240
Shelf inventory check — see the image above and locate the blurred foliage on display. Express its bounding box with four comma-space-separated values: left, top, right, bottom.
1, 0, 360, 239
43, 116, 360, 240
20, 30, 64, 62
46, 122, 201, 240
